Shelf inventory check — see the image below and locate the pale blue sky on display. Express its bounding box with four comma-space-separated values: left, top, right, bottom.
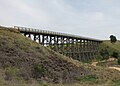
0, 0, 120, 40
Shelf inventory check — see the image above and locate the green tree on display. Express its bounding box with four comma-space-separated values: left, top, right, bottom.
110, 35, 117, 43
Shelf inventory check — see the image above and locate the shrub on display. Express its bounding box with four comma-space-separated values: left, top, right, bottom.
33, 64, 46, 74
118, 58, 120, 65
100, 49, 109, 60
96, 55, 103, 61
4, 66, 20, 80
112, 51, 119, 59
77, 75, 97, 83
33, 64, 47, 78
5, 67, 19, 76
112, 78, 120, 86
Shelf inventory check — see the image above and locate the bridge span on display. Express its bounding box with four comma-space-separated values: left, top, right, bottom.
14, 26, 102, 62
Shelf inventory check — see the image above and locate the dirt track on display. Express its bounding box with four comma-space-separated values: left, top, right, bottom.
91, 59, 120, 72
109, 67, 120, 71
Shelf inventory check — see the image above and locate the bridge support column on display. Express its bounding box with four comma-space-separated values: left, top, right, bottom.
18, 26, 102, 62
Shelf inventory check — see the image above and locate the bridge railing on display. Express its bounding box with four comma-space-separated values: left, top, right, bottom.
14, 26, 70, 36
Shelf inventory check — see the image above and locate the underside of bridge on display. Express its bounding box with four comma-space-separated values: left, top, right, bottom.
15, 26, 102, 62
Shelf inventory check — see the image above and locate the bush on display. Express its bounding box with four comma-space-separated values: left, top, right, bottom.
33, 64, 47, 79
96, 55, 103, 61
112, 78, 120, 86
4, 66, 20, 80
77, 75, 97, 83
100, 49, 109, 60
112, 51, 119, 59
118, 58, 120, 65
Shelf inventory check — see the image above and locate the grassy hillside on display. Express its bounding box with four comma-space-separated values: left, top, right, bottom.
0, 27, 120, 86
100, 40, 120, 55
96, 40, 120, 67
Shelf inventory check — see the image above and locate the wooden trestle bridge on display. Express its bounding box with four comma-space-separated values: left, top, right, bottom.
14, 26, 102, 61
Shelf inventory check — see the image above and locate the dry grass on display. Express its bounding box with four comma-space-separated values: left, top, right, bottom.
0, 27, 120, 86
